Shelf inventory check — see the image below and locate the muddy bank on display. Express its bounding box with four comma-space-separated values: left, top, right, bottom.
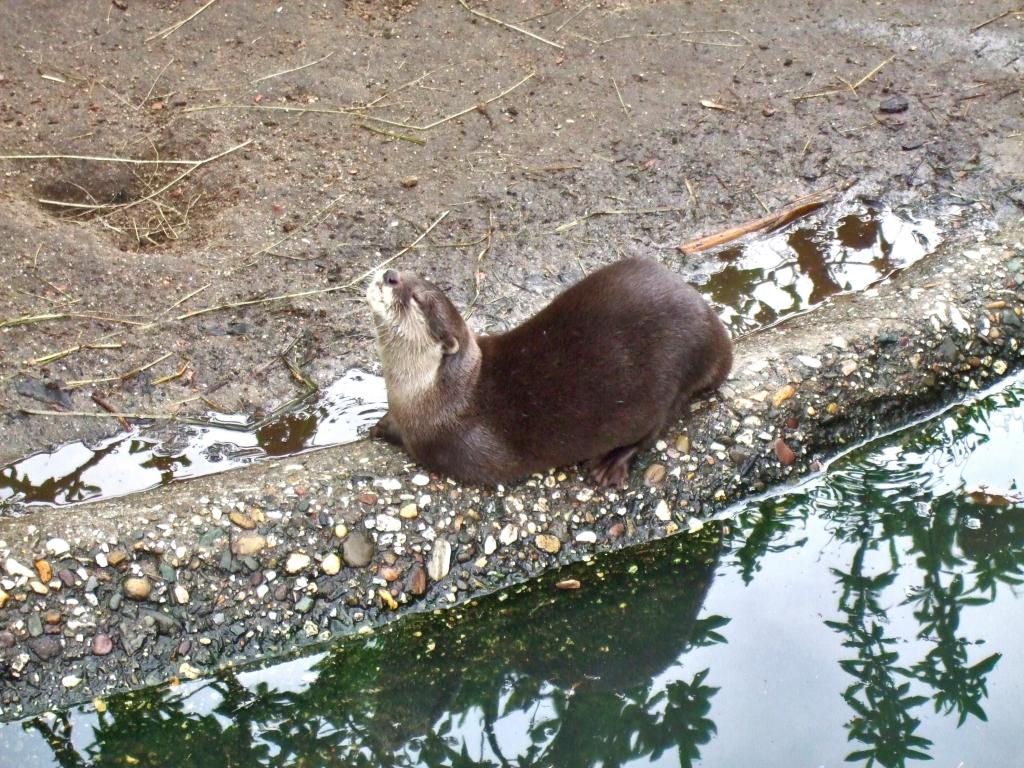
1, 216, 1022, 719
2, 0, 1023, 466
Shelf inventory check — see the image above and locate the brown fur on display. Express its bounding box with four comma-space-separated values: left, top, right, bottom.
367, 258, 732, 487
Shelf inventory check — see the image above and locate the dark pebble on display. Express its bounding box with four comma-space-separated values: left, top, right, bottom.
773, 438, 797, 466
122, 630, 145, 655
0, 631, 15, 648
342, 532, 374, 568
27, 614, 44, 637
92, 634, 113, 656
729, 448, 753, 466
608, 522, 626, 540
879, 94, 909, 113
159, 564, 176, 583
177, 639, 192, 656
28, 636, 62, 661
198, 527, 227, 548
273, 585, 289, 601
406, 565, 427, 596
249, 570, 264, 586
57, 569, 76, 587
901, 138, 924, 151
297, 499, 310, 513
938, 337, 961, 363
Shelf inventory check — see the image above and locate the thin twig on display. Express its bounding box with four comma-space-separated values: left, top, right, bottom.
38, 139, 252, 214
183, 103, 359, 117
152, 358, 191, 385
851, 56, 895, 90
365, 71, 537, 132
0, 312, 68, 330
253, 51, 335, 85
188, 73, 534, 134
457, 0, 564, 50
0, 153, 195, 165
792, 57, 895, 101
249, 194, 346, 260
611, 77, 630, 117
970, 6, 1024, 33
24, 342, 124, 368
554, 206, 687, 233
146, 0, 219, 42
556, 1, 594, 32
165, 284, 210, 314
360, 123, 427, 145
17, 407, 206, 423
175, 211, 450, 320
360, 69, 435, 109
139, 58, 174, 107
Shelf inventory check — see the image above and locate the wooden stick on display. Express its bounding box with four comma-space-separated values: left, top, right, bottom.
457, 0, 564, 50
676, 187, 844, 255
91, 392, 131, 431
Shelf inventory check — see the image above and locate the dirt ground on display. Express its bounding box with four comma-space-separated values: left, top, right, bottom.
1, 0, 1022, 467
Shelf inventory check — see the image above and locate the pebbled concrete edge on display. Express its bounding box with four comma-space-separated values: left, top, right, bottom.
1, 213, 1022, 720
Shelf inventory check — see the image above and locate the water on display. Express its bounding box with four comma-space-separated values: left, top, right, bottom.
701, 202, 943, 333
0, 370, 386, 510
2, 377, 1020, 767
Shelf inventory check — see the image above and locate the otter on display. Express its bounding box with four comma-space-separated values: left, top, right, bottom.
366, 258, 732, 488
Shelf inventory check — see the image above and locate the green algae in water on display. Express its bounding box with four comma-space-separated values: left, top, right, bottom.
2, 378, 1022, 767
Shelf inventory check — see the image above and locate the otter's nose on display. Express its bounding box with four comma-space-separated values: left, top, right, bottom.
383, 269, 400, 286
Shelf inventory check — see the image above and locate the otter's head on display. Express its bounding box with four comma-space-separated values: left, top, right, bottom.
366, 269, 477, 400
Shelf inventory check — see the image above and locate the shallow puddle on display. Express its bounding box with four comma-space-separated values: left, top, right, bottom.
0, 370, 386, 510
700, 201, 943, 333
2, 375, 1020, 767
0, 202, 944, 511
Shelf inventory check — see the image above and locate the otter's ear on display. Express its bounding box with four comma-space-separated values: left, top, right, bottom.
441, 335, 460, 356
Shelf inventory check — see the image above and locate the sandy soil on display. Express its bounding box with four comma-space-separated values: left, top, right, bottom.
1, 0, 1022, 466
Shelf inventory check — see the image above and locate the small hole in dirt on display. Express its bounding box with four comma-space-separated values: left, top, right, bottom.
29, 131, 227, 251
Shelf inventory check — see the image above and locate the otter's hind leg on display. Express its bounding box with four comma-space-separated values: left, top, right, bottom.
587, 443, 642, 488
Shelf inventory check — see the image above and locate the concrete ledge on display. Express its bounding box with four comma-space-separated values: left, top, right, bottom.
1, 215, 1022, 720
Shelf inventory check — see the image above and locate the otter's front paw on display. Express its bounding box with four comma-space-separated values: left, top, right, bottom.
369, 412, 403, 446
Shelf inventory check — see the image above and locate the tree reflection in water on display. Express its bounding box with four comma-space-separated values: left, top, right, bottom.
7, 382, 1023, 768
